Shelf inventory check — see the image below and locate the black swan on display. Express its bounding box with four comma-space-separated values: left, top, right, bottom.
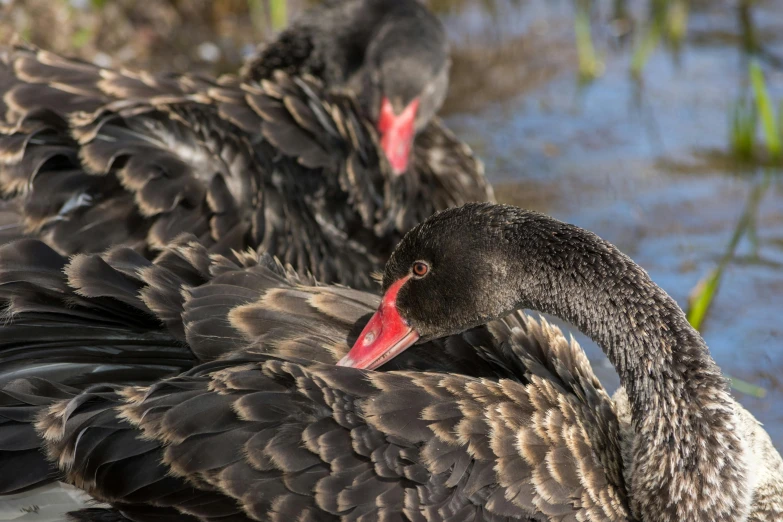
0, 0, 492, 290
1, 204, 781, 521
0, 234, 522, 498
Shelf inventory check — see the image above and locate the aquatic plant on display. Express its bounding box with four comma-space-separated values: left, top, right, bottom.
728, 61, 782, 163
687, 172, 772, 398
248, 0, 288, 32
730, 99, 757, 161
574, 0, 603, 82
630, 0, 689, 76
689, 60, 782, 398
750, 61, 781, 160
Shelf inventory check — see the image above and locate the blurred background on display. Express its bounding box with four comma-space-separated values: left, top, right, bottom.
1, 0, 781, 445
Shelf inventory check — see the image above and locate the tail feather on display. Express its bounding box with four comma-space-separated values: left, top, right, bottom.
0, 378, 78, 494
0, 239, 195, 390
0, 377, 231, 522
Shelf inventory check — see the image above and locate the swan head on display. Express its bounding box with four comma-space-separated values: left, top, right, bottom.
360, 3, 450, 176
339, 203, 525, 370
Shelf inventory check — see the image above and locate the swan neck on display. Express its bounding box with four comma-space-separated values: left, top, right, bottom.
499, 213, 750, 520
505, 217, 725, 418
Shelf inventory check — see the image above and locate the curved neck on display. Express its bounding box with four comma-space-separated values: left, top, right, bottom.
499, 214, 717, 410
500, 212, 750, 520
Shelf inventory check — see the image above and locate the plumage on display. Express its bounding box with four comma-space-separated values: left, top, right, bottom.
0, 0, 493, 291
0, 232, 624, 521
6, 347, 630, 522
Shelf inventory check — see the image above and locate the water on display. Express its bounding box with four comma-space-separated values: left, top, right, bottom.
440, 0, 783, 445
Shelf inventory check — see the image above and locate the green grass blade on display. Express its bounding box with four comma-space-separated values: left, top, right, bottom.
269, 0, 288, 31
574, 2, 602, 82
750, 60, 781, 159
687, 172, 772, 397
631, 22, 661, 76
687, 267, 720, 331
779, 98, 783, 153
730, 99, 757, 160
728, 376, 767, 398
666, 0, 689, 48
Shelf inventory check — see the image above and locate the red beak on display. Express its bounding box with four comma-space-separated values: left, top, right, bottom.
337, 276, 420, 370
377, 97, 419, 176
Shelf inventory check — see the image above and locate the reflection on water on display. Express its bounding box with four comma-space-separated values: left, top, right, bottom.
1, 0, 781, 445
440, 0, 783, 445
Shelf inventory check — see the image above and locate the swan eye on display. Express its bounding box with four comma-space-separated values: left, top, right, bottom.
412, 261, 429, 277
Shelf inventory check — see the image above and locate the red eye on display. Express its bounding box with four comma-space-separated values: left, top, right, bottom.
412, 261, 429, 277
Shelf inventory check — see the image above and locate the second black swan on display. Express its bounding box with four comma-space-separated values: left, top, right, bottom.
0, 0, 492, 290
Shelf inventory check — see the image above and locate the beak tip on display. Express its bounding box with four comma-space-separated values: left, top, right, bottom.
336, 355, 355, 367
